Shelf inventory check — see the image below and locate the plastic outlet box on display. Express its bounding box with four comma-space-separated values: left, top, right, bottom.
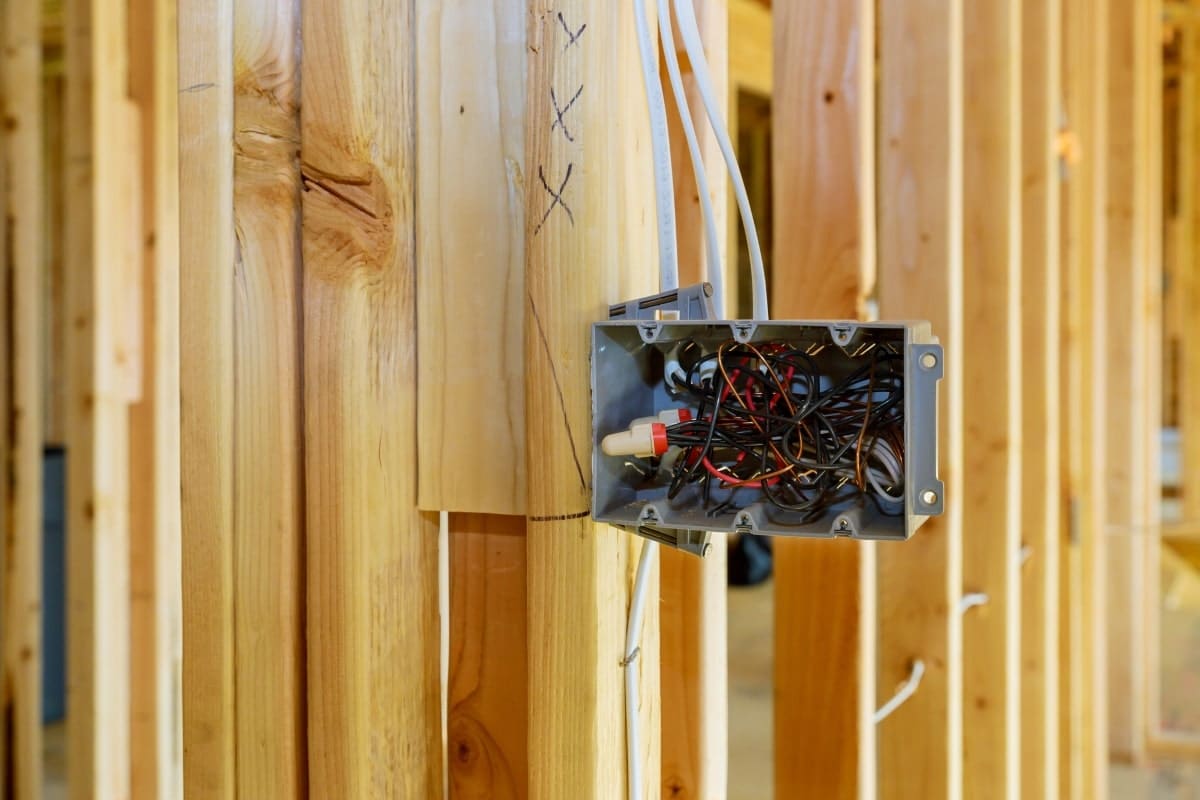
590, 319, 944, 541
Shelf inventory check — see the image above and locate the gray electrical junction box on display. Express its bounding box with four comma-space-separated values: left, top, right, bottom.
590, 285, 943, 553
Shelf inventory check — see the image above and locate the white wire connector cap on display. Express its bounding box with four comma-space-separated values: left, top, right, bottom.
602, 421, 670, 458
601, 409, 691, 457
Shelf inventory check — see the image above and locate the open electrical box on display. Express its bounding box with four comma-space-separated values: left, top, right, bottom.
591, 284, 944, 555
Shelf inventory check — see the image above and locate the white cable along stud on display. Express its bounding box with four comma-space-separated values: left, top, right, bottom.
959, 592, 989, 614
874, 659, 927, 725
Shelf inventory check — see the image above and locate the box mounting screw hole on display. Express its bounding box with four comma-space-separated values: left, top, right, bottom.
920, 352, 938, 370
921, 489, 939, 506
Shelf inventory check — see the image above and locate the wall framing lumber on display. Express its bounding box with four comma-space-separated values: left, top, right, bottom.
154, 0, 183, 792
178, 0, 235, 794
960, 1, 1022, 798
876, 0, 964, 797
416, 0, 526, 516
1018, 0, 1062, 796
231, 0, 307, 794
0, 22, 7, 793
66, 0, 139, 793
524, 2, 659, 797
1182, 9, 1200, 528
42, 71, 67, 447
1, 0, 44, 792
448, 514, 527, 799
771, 0, 876, 797
658, 544, 725, 800
1104, 0, 1161, 765
1060, 0, 1110, 794
728, 0, 770, 99
300, 0, 443, 795
128, 0, 182, 794
415, 4, 531, 797
661, 2, 729, 796
1082, 4, 1111, 794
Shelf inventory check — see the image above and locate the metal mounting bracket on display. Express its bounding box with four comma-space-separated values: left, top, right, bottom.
607, 282, 716, 321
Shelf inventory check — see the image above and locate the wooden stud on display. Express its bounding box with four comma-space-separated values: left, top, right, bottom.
658, 546, 725, 800
127, 0, 175, 796
1058, 3, 1085, 793
414, 4, 532, 797
1140, 0, 1164, 759
231, 0, 307, 795
1104, 0, 1161, 766
960, 2, 1023, 797
448, 514, 527, 799
728, 0, 771, 99
771, 1, 876, 798
42, 71, 67, 447
300, 0, 443, 795
1, 0, 44, 793
416, 0, 527, 516
178, 0, 236, 794
1137, 0, 1165, 758
1059, 0, 1110, 794
1019, 0, 1062, 796
1083, 5, 1111, 796
66, 0, 140, 793
876, 0, 964, 797
152, 0, 183, 793
1181, 9, 1200, 528
524, 3, 658, 797
660, 2, 729, 796
0, 13, 7, 789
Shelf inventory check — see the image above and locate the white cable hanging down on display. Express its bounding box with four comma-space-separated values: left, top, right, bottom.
634, 0, 679, 290
624, 538, 659, 800
873, 659, 926, 725
656, 0, 724, 313
672, 0, 769, 320
627, 1, 677, 797
627, 0, 772, 795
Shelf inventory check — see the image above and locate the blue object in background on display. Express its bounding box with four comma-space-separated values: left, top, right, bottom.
43, 446, 66, 723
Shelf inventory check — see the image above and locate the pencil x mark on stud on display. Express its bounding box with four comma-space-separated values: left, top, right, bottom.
550, 85, 583, 142
557, 12, 586, 48
534, 163, 575, 235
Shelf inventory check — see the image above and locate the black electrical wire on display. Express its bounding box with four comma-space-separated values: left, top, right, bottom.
659, 339, 906, 519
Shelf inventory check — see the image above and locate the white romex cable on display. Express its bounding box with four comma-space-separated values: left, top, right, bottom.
657, 0, 724, 313
635, 0, 679, 291
629, 1, 674, 797
624, 538, 659, 800
672, 0, 769, 320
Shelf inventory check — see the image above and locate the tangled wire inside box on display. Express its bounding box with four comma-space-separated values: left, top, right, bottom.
591, 320, 943, 540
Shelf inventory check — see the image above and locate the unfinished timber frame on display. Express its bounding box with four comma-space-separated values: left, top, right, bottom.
0, 0, 1174, 797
